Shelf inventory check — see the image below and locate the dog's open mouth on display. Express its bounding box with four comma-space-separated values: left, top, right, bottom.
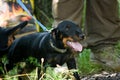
66, 41, 83, 52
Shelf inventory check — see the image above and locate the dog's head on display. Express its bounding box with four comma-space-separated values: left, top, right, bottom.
0, 21, 28, 51
52, 20, 84, 52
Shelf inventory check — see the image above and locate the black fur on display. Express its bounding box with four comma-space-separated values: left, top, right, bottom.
7, 21, 84, 80
0, 21, 28, 57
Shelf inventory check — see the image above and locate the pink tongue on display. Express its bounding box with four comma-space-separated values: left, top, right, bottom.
66, 41, 83, 52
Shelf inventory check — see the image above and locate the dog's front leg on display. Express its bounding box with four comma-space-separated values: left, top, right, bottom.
67, 58, 80, 80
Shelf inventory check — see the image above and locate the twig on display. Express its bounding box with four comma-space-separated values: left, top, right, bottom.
2, 73, 36, 79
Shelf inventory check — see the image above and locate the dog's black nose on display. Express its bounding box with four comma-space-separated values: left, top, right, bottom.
80, 34, 85, 39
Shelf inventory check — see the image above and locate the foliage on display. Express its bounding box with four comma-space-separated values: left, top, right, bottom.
0, 49, 103, 80
118, 0, 120, 18
115, 41, 120, 56
77, 49, 103, 76
34, 0, 53, 31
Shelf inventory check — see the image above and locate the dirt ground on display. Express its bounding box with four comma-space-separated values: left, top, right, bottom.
81, 72, 120, 80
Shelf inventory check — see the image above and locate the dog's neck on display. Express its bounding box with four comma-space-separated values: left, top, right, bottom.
49, 39, 67, 53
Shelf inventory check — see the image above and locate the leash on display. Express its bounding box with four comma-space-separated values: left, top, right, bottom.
16, 0, 48, 31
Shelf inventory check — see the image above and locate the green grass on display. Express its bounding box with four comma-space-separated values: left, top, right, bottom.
0, 49, 103, 80
77, 49, 103, 76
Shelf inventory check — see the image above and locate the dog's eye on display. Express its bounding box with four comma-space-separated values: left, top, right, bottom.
75, 31, 80, 37
65, 25, 71, 31
75, 31, 80, 35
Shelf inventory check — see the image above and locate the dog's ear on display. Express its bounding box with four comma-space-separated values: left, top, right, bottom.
6, 21, 28, 36
51, 28, 58, 34
51, 28, 57, 38
0, 21, 28, 50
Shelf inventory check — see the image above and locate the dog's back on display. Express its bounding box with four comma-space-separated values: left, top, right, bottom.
8, 32, 50, 62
